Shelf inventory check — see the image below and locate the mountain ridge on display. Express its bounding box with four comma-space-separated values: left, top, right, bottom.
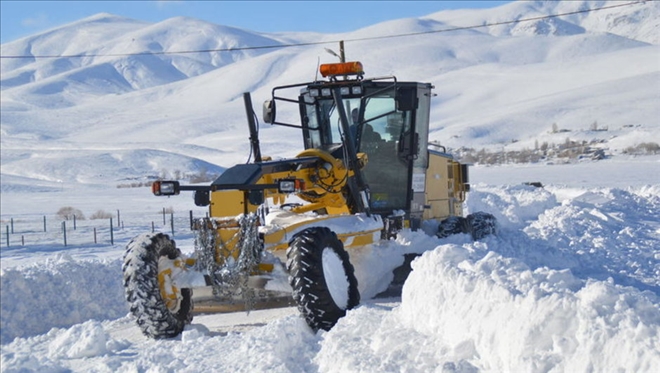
1, 0, 658, 186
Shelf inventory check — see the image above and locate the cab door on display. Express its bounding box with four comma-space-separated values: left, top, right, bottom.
358, 83, 428, 216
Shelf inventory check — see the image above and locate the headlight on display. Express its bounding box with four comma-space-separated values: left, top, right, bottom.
278, 179, 305, 193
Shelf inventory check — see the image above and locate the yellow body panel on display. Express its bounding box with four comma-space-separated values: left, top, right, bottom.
260, 212, 382, 252
210, 190, 250, 217
423, 152, 466, 221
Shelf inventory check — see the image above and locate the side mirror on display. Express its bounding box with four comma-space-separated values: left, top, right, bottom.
263, 100, 276, 124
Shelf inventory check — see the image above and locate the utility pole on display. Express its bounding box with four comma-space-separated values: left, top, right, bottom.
339, 40, 345, 63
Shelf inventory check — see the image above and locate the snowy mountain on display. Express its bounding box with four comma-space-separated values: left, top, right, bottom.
1, 0, 658, 188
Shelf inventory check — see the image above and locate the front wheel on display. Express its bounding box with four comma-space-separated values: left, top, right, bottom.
122, 233, 192, 339
286, 227, 360, 332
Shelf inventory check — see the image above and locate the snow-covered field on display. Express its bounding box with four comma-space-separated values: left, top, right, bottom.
2, 0, 659, 371
2, 158, 659, 372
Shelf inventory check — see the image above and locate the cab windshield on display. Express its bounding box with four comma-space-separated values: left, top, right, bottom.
302, 86, 408, 152
301, 84, 416, 213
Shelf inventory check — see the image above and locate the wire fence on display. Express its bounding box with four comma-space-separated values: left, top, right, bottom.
0, 208, 207, 249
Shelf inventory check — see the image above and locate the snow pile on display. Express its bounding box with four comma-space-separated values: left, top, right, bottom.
0, 319, 130, 372
47, 321, 114, 359
525, 188, 660, 290
0, 255, 126, 344
315, 184, 660, 372
1, 181, 659, 371
401, 244, 660, 372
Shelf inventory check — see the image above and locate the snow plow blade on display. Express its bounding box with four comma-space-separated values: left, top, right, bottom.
191, 286, 295, 314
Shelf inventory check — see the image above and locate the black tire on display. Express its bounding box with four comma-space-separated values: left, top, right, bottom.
286, 227, 360, 332
122, 233, 193, 339
466, 212, 497, 240
436, 216, 470, 238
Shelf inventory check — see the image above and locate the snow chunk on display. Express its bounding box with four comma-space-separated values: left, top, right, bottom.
48, 321, 109, 359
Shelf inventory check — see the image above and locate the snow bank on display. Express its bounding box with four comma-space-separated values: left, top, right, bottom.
400, 244, 660, 372
0, 255, 126, 344
1, 316, 319, 372
466, 184, 558, 229
525, 188, 660, 291
0, 319, 130, 372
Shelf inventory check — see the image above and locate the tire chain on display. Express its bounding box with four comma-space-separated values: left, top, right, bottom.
193, 213, 263, 311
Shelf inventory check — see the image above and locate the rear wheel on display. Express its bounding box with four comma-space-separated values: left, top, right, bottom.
286, 227, 360, 332
466, 212, 497, 240
437, 213, 497, 240
122, 233, 192, 339
436, 216, 469, 238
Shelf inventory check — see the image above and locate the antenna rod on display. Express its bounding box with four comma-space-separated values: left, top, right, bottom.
243, 92, 262, 163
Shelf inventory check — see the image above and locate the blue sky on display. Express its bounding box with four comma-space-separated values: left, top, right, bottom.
0, 1, 511, 44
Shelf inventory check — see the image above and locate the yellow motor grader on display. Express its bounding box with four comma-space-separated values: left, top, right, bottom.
122, 60, 496, 339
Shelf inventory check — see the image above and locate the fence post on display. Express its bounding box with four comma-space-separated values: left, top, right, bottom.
73, 214, 77, 230
21, 235, 24, 246
44, 216, 47, 232
170, 212, 174, 237
163, 208, 166, 225
11, 218, 14, 234
117, 209, 121, 228
62, 221, 67, 246
110, 218, 114, 245
94, 228, 97, 244
5, 225, 8, 246
152, 221, 155, 233
189, 210, 193, 230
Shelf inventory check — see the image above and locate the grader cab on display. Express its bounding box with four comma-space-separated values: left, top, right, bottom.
122, 60, 495, 339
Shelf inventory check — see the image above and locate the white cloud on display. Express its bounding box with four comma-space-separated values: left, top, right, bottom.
155, 0, 184, 10
21, 12, 49, 28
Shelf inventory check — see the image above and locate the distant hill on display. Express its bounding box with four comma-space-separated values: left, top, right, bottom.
1, 0, 658, 187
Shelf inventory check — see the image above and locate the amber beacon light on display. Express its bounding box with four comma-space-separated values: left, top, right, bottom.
319, 61, 364, 77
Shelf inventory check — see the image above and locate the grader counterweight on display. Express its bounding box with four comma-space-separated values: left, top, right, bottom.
122, 60, 496, 339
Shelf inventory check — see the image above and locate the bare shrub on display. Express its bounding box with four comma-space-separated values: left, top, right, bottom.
189, 167, 217, 183
57, 206, 86, 221
117, 181, 151, 188
624, 142, 660, 155
90, 210, 113, 220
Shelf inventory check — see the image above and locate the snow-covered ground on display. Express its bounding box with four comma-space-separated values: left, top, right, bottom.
1, 158, 659, 372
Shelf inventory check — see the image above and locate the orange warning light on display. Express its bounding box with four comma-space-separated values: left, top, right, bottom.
319, 61, 364, 77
